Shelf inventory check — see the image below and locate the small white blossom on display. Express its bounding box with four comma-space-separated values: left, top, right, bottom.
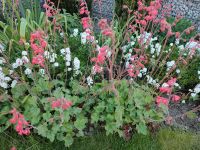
73, 57, 80, 71
39, 69, 45, 75
22, 56, 29, 63
0, 57, 6, 65
11, 80, 17, 88
73, 29, 79, 37
24, 68, 32, 75
86, 76, 93, 86
4, 77, 11, 81
176, 69, 180, 74
53, 62, 59, 67
12, 63, 18, 69
60, 48, 66, 55
22, 51, 28, 56
16, 58, 23, 66
68, 68, 72, 71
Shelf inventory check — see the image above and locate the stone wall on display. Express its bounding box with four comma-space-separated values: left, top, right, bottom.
163, 0, 200, 32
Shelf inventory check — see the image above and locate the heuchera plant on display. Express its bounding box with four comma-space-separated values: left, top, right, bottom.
0, 0, 199, 147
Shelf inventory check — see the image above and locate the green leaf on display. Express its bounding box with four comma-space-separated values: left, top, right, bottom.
11, 83, 27, 99
136, 122, 148, 135
74, 115, 87, 131
64, 134, 74, 147
37, 124, 48, 137
115, 106, 124, 127
43, 112, 51, 121
20, 18, 27, 39
91, 112, 99, 123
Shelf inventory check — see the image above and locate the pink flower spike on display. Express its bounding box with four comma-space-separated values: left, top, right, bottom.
171, 95, 181, 102
159, 87, 172, 94
156, 96, 168, 106
167, 78, 177, 86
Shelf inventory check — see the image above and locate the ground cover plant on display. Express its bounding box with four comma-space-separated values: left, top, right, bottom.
0, 0, 200, 148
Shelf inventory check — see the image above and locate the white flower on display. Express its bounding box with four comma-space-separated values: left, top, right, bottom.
22, 51, 28, 56
150, 47, 155, 54
186, 41, 199, 49
194, 84, 200, 93
80, 32, 87, 44
22, 56, 29, 63
39, 69, 45, 75
0, 57, 6, 65
60, 32, 64, 37
130, 41, 135, 46
170, 43, 174, 47
178, 45, 184, 51
155, 43, 161, 56
4, 77, 11, 81
73, 57, 80, 71
68, 68, 72, 71
191, 93, 197, 97
65, 53, 71, 62
175, 39, 180, 45
44, 51, 50, 58
66, 61, 71, 66
142, 68, 147, 73
0, 82, 8, 89
65, 48, 70, 54
53, 62, 59, 67
107, 51, 112, 57
86, 76, 93, 86
11, 80, 17, 88
138, 73, 142, 78
198, 71, 200, 75
24, 68, 32, 75
60, 48, 66, 55
16, 58, 23, 66
73, 29, 79, 37
9, 70, 14, 75
167, 60, 175, 70
182, 100, 186, 104
12, 63, 18, 69
176, 69, 180, 74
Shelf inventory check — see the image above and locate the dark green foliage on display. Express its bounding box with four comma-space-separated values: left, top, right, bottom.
179, 57, 200, 91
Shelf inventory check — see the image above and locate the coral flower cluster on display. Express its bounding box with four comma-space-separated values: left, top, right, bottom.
127, 54, 148, 78
156, 78, 181, 106
9, 108, 31, 135
51, 98, 73, 110
91, 46, 109, 73
43, 0, 58, 17
98, 19, 113, 37
30, 31, 47, 67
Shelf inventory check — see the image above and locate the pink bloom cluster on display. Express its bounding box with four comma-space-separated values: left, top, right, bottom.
79, 0, 94, 42
80, 0, 92, 30
51, 98, 73, 110
98, 19, 113, 37
30, 31, 47, 67
156, 78, 181, 106
127, 54, 147, 78
9, 108, 31, 135
136, 0, 161, 26
91, 46, 109, 73
43, 0, 58, 17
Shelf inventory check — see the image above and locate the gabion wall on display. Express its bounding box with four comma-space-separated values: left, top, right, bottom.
163, 0, 200, 32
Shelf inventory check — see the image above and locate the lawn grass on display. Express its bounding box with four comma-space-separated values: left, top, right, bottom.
0, 128, 199, 150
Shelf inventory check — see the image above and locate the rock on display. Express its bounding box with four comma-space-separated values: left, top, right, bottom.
163, 0, 200, 32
